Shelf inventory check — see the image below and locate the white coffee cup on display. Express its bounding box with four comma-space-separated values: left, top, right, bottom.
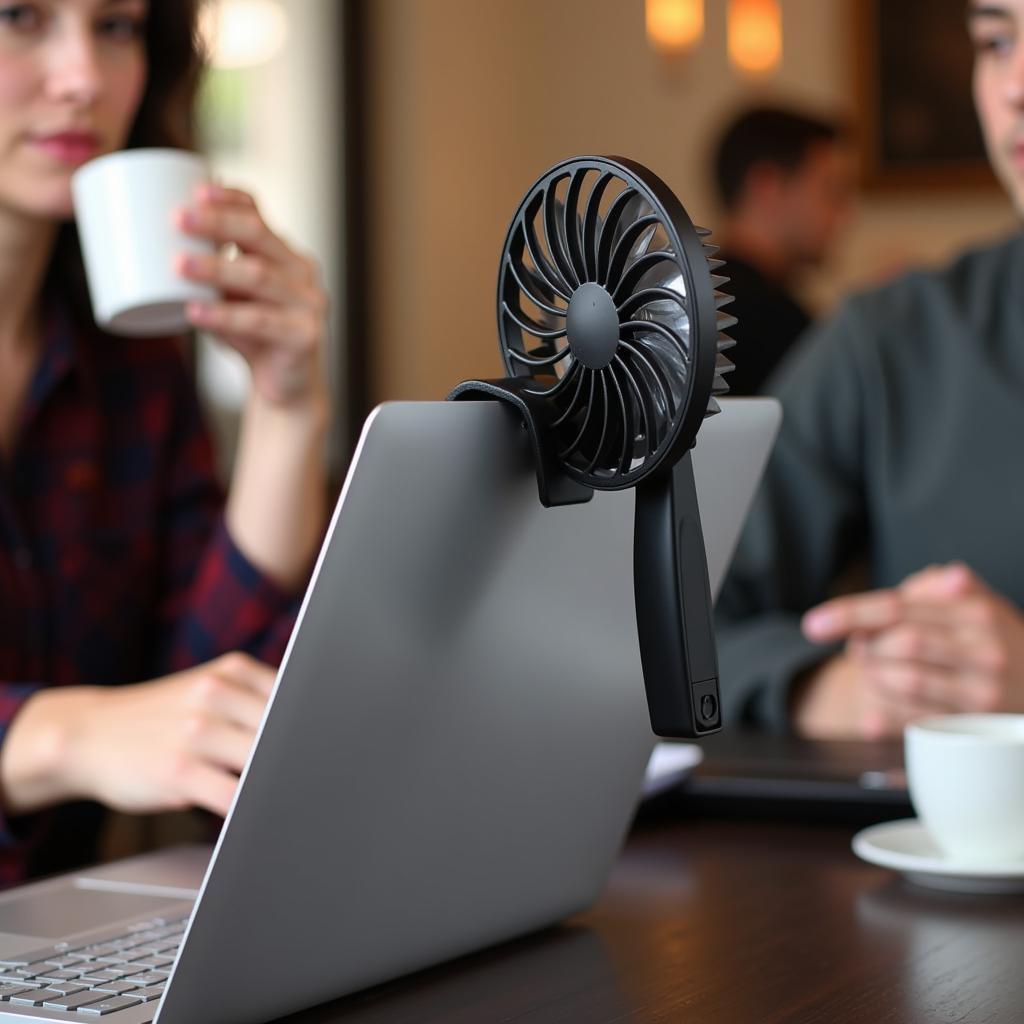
905, 714, 1024, 864
71, 148, 216, 336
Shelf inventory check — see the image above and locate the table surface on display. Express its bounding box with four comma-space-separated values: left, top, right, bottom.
280, 809, 1024, 1024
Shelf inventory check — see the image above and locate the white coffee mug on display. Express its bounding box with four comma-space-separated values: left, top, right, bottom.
905, 714, 1024, 864
71, 148, 216, 336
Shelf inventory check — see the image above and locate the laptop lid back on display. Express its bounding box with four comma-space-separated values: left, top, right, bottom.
156, 397, 779, 1024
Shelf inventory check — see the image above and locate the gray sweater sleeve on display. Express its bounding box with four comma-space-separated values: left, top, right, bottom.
715, 297, 875, 731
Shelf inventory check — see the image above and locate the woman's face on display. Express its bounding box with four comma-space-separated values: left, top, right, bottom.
0, 0, 148, 222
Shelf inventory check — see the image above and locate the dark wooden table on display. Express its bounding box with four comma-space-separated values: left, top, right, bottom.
281, 810, 1024, 1024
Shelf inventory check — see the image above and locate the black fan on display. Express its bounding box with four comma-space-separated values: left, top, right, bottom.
452, 156, 735, 738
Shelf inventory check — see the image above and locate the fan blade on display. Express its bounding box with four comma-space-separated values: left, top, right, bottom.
522, 202, 573, 302
621, 319, 690, 417
614, 353, 658, 457
507, 343, 573, 369
563, 168, 589, 285
582, 172, 615, 282
620, 338, 675, 422
620, 318, 688, 362
618, 285, 687, 320
606, 358, 637, 475
595, 187, 639, 284
525, 356, 578, 398
543, 177, 579, 292
506, 258, 567, 318
502, 302, 569, 341
551, 361, 587, 426
611, 251, 678, 306
559, 371, 598, 460
603, 214, 662, 292
583, 369, 612, 474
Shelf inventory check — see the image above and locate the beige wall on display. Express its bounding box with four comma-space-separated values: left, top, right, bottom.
365, 0, 1020, 403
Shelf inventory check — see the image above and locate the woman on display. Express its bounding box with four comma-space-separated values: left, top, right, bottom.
0, 0, 330, 884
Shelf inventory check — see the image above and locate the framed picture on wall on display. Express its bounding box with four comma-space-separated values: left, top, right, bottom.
854, 0, 999, 190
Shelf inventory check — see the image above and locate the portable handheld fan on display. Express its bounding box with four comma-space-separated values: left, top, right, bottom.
450, 156, 736, 738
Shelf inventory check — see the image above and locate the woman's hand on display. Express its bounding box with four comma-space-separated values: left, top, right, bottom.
1, 653, 276, 818
173, 183, 331, 592
174, 183, 330, 415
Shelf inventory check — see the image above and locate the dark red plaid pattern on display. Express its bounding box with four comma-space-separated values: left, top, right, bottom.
0, 307, 302, 885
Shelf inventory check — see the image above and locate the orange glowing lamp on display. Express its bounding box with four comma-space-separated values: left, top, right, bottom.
727, 0, 782, 75
645, 0, 704, 56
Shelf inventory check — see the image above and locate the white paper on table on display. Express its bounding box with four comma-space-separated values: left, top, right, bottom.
642, 742, 704, 797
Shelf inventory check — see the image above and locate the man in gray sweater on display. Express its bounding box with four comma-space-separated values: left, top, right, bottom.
717, 0, 1024, 740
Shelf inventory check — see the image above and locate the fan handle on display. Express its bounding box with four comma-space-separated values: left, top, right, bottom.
634, 452, 722, 737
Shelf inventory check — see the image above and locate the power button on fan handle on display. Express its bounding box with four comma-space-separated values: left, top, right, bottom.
700, 693, 718, 723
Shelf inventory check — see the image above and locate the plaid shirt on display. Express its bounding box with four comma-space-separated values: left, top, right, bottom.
0, 305, 302, 885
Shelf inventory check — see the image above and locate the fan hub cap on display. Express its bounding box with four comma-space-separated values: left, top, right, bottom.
566, 283, 619, 370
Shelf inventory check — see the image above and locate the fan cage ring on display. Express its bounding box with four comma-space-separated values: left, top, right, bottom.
496, 155, 721, 491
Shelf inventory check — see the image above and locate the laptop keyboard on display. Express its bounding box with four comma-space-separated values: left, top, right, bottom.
0, 915, 186, 1016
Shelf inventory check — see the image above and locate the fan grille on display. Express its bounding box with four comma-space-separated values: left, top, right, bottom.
497, 157, 735, 490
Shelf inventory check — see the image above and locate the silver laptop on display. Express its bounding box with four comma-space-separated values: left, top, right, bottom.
0, 398, 780, 1024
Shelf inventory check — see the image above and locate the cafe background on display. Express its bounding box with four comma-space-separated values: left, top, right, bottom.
198, 0, 1017, 474
104, 0, 1019, 858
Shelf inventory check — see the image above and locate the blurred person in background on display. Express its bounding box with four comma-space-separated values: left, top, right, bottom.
713, 106, 853, 395
716, 0, 1024, 739
0, 0, 329, 884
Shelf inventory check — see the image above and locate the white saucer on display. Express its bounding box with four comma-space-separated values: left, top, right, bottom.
852, 818, 1024, 894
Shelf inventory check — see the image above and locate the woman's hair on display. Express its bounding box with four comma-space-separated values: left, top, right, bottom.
52, 0, 207, 325
128, 0, 205, 151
